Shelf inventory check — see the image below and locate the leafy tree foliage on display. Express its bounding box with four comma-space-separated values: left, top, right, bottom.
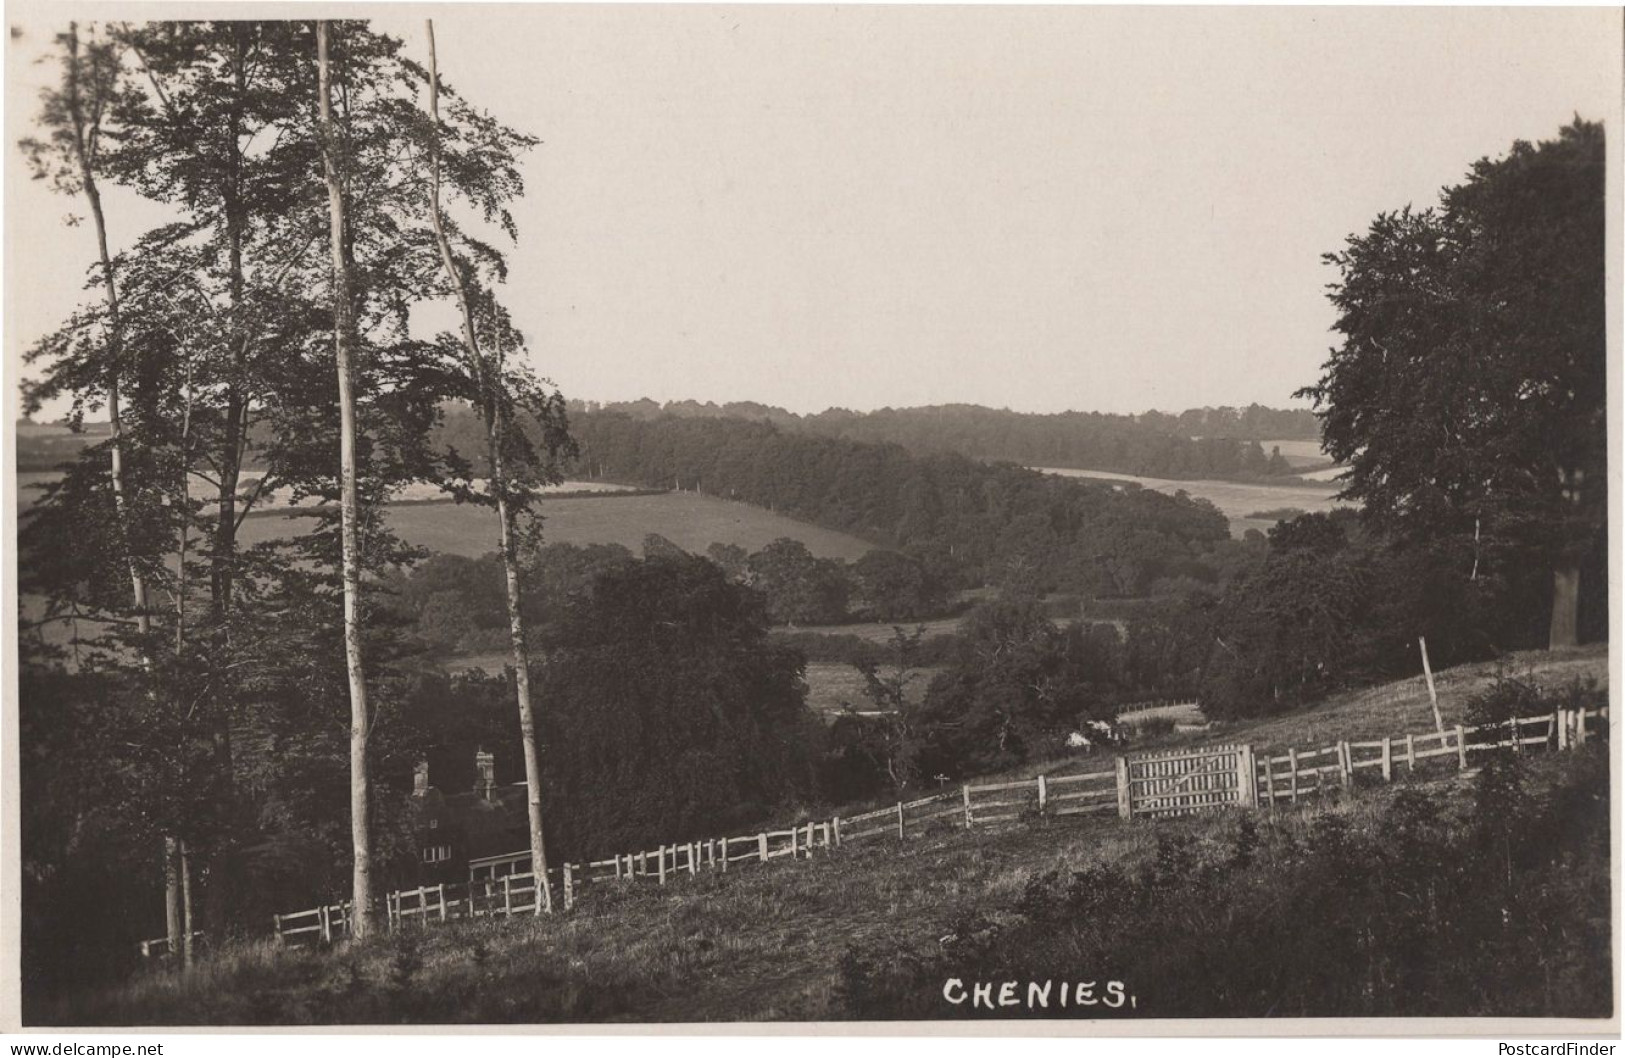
535, 554, 818, 856
1302, 119, 1606, 648
746, 537, 851, 626
851, 549, 947, 622
823, 628, 931, 799
912, 600, 1129, 777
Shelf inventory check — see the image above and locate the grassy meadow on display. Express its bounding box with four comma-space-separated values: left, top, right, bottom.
35, 645, 1608, 1025
234, 491, 877, 560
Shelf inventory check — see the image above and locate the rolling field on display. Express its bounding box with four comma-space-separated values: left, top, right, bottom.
1034, 465, 1352, 537
232, 491, 877, 561
19, 487, 876, 662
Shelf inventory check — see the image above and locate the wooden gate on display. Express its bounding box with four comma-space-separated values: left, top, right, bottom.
1120, 743, 1256, 818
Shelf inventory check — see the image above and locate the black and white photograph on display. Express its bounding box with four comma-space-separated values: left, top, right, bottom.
2, 1, 1619, 1035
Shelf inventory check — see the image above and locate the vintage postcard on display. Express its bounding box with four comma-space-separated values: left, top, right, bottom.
3, 1, 1619, 1038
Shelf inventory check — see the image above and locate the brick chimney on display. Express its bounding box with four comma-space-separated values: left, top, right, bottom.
413, 760, 430, 797
474, 749, 496, 800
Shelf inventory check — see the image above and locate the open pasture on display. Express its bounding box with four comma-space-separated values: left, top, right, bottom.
230, 491, 877, 561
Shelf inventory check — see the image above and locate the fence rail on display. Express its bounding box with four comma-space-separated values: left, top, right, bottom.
272, 702, 1608, 947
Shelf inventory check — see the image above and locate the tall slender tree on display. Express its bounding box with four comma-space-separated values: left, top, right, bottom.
316, 18, 375, 939
18, 22, 197, 959
423, 18, 567, 912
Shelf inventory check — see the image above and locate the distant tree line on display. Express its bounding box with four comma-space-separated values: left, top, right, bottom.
547, 400, 1307, 479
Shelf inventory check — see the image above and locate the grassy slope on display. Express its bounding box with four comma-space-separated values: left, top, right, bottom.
976, 645, 1608, 788
44, 645, 1608, 1026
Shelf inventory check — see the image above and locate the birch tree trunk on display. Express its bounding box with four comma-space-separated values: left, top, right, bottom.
317, 18, 375, 940
424, 19, 552, 912
60, 23, 179, 952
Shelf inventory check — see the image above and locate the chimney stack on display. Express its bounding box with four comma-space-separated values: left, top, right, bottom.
413, 760, 430, 797
475, 749, 495, 800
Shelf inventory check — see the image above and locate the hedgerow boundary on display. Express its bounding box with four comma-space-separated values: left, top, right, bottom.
250, 701, 1607, 950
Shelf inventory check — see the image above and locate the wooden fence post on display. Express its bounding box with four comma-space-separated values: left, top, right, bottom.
1576, 710, 1588, 746
1037, 774, 1048, 813
688, 842, 698, 876
1381, 737, 1392, 782
1287, 748, 1299, 803
790, 827, 799, 859
1116, 756, 1133, 819
503, 875, 512, 915
438, 883, 448, 922
272, 914, 283, 945
1405, 734, 1416, 772
658, 846, 667, 885
1419, 635, 1444, 736
1456, 725, 1468, 769
962, 786, 972, 829
320, 904, 332, 944
1237, 745, 1257, 808
721, 837, 729, 872
1338, 741, 1352, 789
1557, 708, 1569, 751
898, 801, 907, 840
758, 833, 768, 863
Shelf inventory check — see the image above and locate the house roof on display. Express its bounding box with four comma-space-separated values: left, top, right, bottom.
417, 782, 530, 862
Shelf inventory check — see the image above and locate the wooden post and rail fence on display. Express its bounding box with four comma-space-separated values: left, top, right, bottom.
263, 702, 1608, 948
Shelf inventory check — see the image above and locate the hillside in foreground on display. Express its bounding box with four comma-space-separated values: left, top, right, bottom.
38, 645, 1610, 1026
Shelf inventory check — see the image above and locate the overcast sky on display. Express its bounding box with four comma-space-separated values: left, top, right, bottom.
6, 4, 1620, 419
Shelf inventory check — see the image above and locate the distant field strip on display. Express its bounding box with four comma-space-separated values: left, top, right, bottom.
1033, 465, 1352, 537
231, 490, 878, 560
19, 471, 877, 560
